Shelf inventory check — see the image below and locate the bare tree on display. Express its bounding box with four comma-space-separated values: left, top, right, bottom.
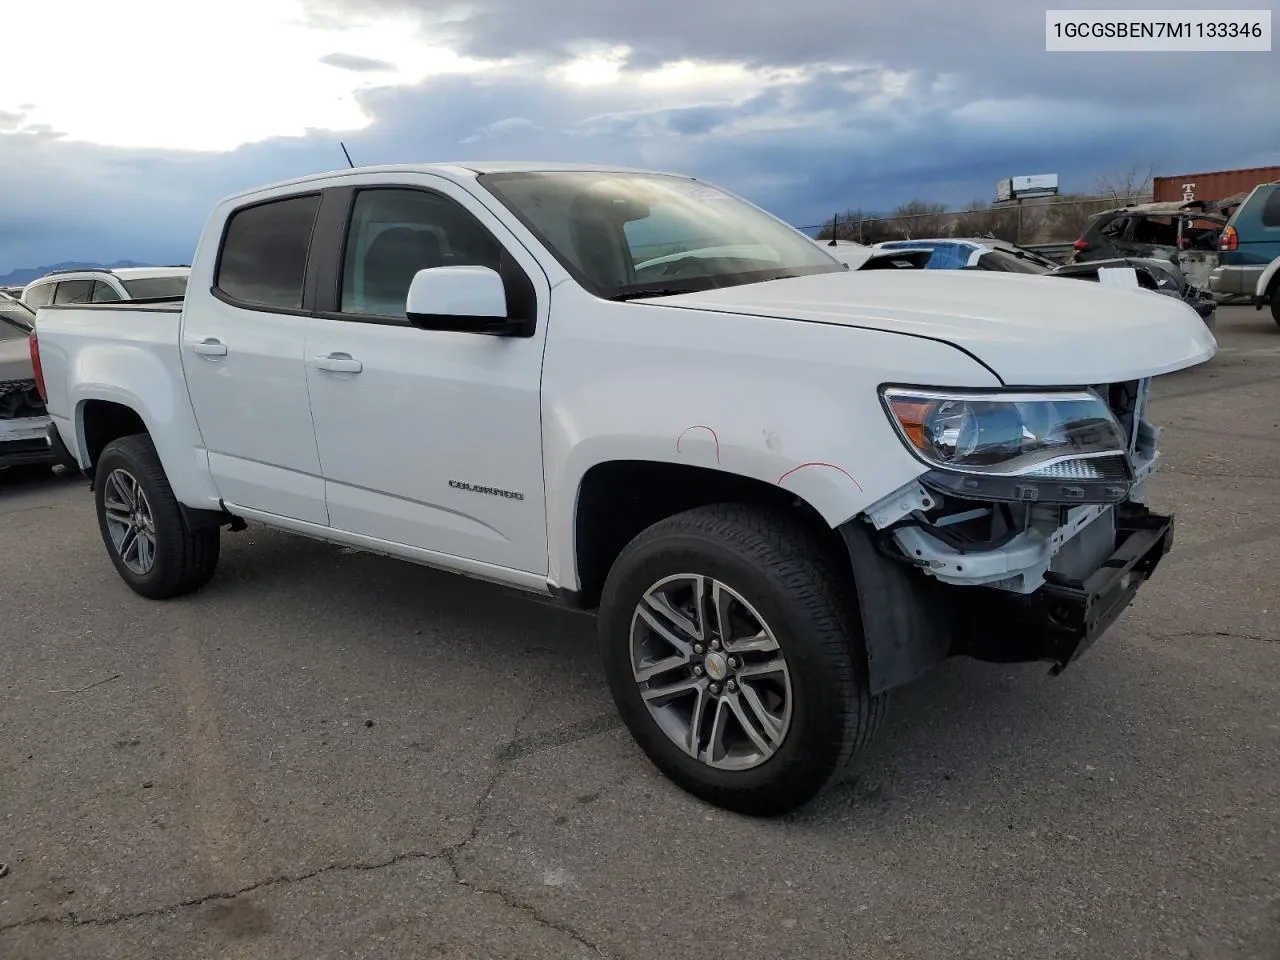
817, 208, 902, 244
1043, 193, 1106, 242
953, 201, 1020, 241
1094, 160, 1156, 204
888, 200, 952, 239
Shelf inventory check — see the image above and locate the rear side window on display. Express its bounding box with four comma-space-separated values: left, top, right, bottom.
53, 280, 95, 304
1261, 189, 1280, 228
91, 280, 122, 302
24, 282, 54, 308
215, 194, 321, 310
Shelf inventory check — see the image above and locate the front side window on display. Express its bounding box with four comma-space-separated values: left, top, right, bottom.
53, 280, 94, 304
479, 171, 844, 300
339, 188, 505, 318
215, 194, 321, 310
120, 275, 188, 300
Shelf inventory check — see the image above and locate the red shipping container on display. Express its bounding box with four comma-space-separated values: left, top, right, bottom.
1153, 166, 1280, 204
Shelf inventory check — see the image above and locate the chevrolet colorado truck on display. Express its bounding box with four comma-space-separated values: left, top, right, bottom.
30, 162, 1216, 816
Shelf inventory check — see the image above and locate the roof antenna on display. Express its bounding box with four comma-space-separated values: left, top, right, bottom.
339, 142, 355, 169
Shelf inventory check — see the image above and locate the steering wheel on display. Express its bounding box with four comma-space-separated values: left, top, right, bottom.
660, 256, 704, 278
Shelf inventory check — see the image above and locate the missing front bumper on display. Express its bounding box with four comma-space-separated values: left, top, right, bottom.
842, 502, 1174, 695
951, 502, 1174, 674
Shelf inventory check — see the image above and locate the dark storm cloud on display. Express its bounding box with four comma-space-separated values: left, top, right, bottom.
2, 0, 1275, 273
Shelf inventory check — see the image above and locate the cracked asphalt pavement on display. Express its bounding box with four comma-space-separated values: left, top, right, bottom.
3, 306, 1278, 959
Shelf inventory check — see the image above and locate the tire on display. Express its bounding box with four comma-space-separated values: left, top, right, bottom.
598, 503, 886, 817
1270, 295, 1280, 327
93, 434, 220, 599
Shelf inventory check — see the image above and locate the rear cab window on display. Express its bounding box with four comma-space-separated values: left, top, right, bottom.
53, 280, 94, 304
215, 194, 322, 310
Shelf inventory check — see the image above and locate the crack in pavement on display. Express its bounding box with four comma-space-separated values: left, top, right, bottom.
1163, 467, 1280, 482
2, 693, 615, 957
443, 683, 614, 958
0, 848, 450, 933
1151, 630, 1275, 643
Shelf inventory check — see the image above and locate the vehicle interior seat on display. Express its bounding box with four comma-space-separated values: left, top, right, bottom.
361, 227, 445, 314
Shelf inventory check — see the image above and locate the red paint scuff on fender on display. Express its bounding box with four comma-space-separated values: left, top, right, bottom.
776, 461, 863, 492
676, 425, 721, 465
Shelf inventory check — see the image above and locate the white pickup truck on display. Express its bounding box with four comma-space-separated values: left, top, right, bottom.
30, 162, 1216, 815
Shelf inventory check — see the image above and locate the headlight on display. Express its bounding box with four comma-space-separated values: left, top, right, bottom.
881, 387, 1134, 503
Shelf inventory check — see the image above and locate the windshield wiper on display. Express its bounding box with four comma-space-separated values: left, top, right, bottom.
606, 287, 706, 302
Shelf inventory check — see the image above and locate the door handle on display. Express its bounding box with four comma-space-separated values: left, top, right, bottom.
315, 353, 363, 374
192, 337, 228, 358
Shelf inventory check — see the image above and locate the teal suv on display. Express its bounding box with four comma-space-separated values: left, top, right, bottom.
1209, 182, 1280, 326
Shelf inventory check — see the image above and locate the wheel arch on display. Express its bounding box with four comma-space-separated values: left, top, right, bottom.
1254, 254, 1280, 301
561, 459, 849, 611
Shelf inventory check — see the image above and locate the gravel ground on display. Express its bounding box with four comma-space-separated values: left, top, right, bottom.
1, 305, 1277, 960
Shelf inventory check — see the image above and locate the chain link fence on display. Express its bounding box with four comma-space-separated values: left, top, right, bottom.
795, 194, 1151, 247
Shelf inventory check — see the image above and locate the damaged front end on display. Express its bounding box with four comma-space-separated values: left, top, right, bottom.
845, 380, 1174, 695
0, 378, 54, 467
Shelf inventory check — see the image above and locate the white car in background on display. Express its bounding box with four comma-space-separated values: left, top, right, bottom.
20, 266, 189, 309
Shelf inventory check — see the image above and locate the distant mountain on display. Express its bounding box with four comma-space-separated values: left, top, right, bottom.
0, 260, 155, 287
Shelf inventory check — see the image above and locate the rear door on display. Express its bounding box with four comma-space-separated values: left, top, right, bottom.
301, 174, 551, 575
179, 192, 329, 525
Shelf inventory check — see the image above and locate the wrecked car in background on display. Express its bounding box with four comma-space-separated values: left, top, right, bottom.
874, 237, 1217, 330
1070, 201, 1226, 292
814, 239, 932, 270
0, 292, 54, 469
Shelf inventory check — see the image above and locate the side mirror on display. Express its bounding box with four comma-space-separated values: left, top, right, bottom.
405, 265, 527, 336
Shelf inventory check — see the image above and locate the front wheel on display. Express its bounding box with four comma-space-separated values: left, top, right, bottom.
598, 504, 886, 816
1270, 295, 1280, 327
93, 434, 220, 599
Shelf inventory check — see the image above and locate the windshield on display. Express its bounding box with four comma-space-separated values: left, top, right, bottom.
477, 171, 845, 300
121, 275, 188, 300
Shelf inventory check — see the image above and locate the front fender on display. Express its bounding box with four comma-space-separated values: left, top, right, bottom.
541, 296, 1002, 591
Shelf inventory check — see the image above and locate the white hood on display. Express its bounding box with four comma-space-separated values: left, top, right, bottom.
656, 270, 1217, 385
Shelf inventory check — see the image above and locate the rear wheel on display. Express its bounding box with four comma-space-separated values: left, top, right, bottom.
598, 503, 886, 816
1270, 294, 1280, 327
94, 434, 220, 599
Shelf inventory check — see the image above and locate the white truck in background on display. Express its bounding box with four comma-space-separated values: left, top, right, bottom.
29, 162, 1216, 815
20, 265, 190, 308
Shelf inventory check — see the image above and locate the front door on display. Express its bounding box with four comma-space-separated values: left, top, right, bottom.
304, 176, 550, 575
180, 192, 329, 525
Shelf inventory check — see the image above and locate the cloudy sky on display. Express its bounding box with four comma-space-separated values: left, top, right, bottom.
1, 0, 1275, 274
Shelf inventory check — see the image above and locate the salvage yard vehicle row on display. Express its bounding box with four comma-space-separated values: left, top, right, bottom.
28, 162, 1216, 815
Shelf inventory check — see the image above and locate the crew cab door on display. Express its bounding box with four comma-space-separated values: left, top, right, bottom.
179, 192, 328, 525
302, 176, 550, 575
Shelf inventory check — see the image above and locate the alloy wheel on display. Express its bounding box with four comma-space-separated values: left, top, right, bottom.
629, 573, 793, 771
102, 468, 158, 575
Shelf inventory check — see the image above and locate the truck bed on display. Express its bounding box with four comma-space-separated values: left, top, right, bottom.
34, 302, 187, 464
